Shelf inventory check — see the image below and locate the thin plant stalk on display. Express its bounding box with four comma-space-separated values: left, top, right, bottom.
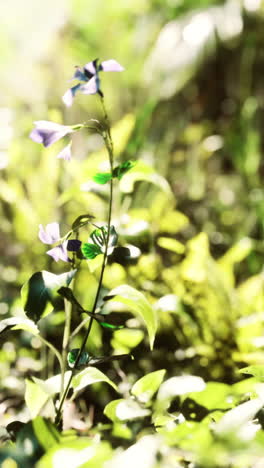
60, 298, 72, 398
55, 99, 114, 426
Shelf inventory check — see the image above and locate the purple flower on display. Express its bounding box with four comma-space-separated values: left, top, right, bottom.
57, 141, 72, 161
62, 58, 124, 107
46, 243, 69, 263
30, 121, 74, 147
39, 223, 61, 244
39, 223, 81, 263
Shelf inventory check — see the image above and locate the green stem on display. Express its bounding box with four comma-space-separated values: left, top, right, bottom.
55, 98, 114, 426
60, 298, 72, 398
70, 316, 91, 342
38, 335, 63, 373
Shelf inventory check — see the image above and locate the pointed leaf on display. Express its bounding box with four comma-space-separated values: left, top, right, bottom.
71, 213, 94, 230
21, 270, 76, 322
93, 172, 112, 184
239, 366, 264, 381
0, 317, 39, 336
25, 380, 52, 419
71, 366, 118, 397
131, 370, 166, 403
32, 417, 60, 450
106, 284, 157, 350
104, 398, 150, 422
215, 398, 263, 434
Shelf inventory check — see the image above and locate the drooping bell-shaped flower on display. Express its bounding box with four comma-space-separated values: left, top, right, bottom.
30, 121, 74, 147
62, 58, 124, 107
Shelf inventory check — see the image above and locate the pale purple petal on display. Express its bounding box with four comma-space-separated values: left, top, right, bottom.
30, 121, 73, 147
79, 76, 99, 95
39, 222, 60, 244
57, 142, 72, 161
62, 84, 81, 107
47, 242, 69, 262
84, 61, 97, 76
101, 60, 124, 72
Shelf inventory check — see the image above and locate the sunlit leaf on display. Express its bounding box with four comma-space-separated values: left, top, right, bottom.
71, 366, 118, 397
32, 417, 60, 450
111, 329, 144, 353
25, 380, 53, 419
239, 366, 264, 381
37, 438, 112, 468
21, 270, 76, 322
71, 214, 94, 230
0, 317, 39, 336
159, 210, 189, 234
215, 398, 263, 435
119, 161, 173, 196
157, 376, 206, 407
157, 237, 185, 254
104, 399, 150, 422
131, 370, 166, 404
106, 284, 158, 350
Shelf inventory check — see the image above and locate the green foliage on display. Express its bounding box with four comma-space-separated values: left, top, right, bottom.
21, 270, 76, 322
106, 284, 158, 350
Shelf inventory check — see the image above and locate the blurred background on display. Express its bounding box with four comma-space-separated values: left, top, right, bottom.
1, 0, 264, 425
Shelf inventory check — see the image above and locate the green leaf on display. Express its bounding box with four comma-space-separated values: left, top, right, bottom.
71, 213, 94, 230
87, 254, 104, 272
25, 380, 53, 419
67, 349, 90, 369
21, 270, 76, 322
215, 398, 263, 434
119, 161, 173, 196
32, 417, 60, 450
37, 438, 112, 468
71, 366, 118, 397
113, 160, 137, 180
157, 376, 206, 407
111, 329, 144, 353
106, 284, 157, 350
239, 365, 264, 381
93, 172, 112, 184
0, 317, 39, 336
104, 399, 150, 422
131, 369, 166, 404
157, 237, 185, 254
81, 243, 102, 259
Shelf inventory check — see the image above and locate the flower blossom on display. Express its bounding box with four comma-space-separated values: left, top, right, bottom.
39, 222, 81, 262
30, 121, 75, 160
62, 58, 124, 107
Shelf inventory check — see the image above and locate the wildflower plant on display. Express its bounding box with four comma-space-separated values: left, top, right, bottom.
5, 58, 157, 428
